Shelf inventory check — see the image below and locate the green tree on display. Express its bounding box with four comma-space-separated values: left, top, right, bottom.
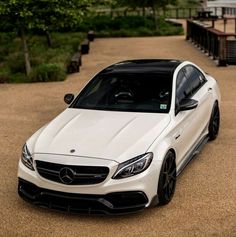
32, 0, 92, 46
0, 0, 91, 76
116, 0, 177, 28
0, 0, 35, 75
150, 0, 177, 29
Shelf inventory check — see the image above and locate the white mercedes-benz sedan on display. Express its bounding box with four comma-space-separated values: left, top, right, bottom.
18, 60, 221, 214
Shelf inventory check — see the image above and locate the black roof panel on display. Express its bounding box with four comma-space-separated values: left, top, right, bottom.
100, 59, 182, 75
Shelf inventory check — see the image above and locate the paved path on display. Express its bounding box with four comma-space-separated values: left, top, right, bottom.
0, 35, 236, 237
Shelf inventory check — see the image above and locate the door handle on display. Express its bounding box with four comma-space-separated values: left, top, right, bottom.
174, 134, 180, 140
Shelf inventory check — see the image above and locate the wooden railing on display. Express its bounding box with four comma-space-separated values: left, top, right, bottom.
186, 20, 236, 66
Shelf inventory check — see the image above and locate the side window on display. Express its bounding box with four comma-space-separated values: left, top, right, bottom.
175, 65, 207, 113
184, 65, 206, 97
176, 69, 188, 103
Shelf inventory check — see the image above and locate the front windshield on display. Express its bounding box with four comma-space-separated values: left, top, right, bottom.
72, 73, 172, 113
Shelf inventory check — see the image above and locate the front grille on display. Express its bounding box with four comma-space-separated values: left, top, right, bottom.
36, 160, 109, 185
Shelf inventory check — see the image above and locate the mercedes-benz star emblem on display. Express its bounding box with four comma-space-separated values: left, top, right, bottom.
59, 167, 75, 184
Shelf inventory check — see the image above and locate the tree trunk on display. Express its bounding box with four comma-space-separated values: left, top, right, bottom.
153, 6, 158, 30
20, 28, 31, 76
142, 7, 145, 17
110, 7, 113, 18
45, 31, 52, 47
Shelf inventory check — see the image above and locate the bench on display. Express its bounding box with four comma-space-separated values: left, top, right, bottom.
87, 31, 95, 42
80, 39, 90, 54
68, 51, 82, 73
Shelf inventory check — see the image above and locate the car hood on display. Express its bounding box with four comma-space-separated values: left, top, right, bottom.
29, 109, 170, 163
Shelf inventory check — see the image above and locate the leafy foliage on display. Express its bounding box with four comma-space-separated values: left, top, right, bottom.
0, 0, 184, 83
0, 0, 92, 32
116, 0, 177, 8
0, 0, 92, 75
112, 0, 178, 29
178, 0, 200, 7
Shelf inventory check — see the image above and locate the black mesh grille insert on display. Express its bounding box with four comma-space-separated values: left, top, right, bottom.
36, 160, 109, 185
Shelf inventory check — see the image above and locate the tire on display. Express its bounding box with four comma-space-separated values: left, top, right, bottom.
208, 102, 220, 141
157, 150, 176, 206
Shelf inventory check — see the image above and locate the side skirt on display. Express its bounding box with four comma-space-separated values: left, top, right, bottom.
176, 135, 209, 177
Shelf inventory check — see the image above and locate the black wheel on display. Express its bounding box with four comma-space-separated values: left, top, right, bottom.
208, 102, 220, 141
158, 151, 176, 206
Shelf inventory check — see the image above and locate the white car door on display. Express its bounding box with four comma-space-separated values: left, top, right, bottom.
172, 65, 212, 167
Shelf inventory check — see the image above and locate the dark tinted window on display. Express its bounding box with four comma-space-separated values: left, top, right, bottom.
176, 69, 188, 102
176, 65, 206, 102
184, 65, 205, 96
72, 73, 173, 113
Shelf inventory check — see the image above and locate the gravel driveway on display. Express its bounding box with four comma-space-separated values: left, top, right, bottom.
0, 34, 235, 237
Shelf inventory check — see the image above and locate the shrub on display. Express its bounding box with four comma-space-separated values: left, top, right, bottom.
0, 68, 10, 83
137, 27, 154, 36
29, 63, 66, 82
81, 15, 155, 32
9, 73, 28, 83
0, 45, 10, 61
6, 53, 26, 74
82, 15, 184, 38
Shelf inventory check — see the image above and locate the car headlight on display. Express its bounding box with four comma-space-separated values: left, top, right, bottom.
21, 144, 34, 171
112, 153, 153, 179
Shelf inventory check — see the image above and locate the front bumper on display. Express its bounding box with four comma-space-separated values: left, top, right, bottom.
18, 178, 148, 214
18, 154, 162, 214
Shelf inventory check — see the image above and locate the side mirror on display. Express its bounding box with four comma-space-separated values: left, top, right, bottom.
64, 93, 74, 105
179, 98, 198, 112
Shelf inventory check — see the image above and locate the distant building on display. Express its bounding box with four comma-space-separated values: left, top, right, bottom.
207, 0, 236, 8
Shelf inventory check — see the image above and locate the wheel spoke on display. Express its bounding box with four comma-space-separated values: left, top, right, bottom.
168, 183, 172, 197
164, 162, 168, 172
213, 117, 219, 133
165, 158, 170, 172
164, 183, 169, 197
169, 180, 173, 191
162, 171, 169, 189
167, 156, 174, 172
169, 170, 176, 181
163, 180, 169, 190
